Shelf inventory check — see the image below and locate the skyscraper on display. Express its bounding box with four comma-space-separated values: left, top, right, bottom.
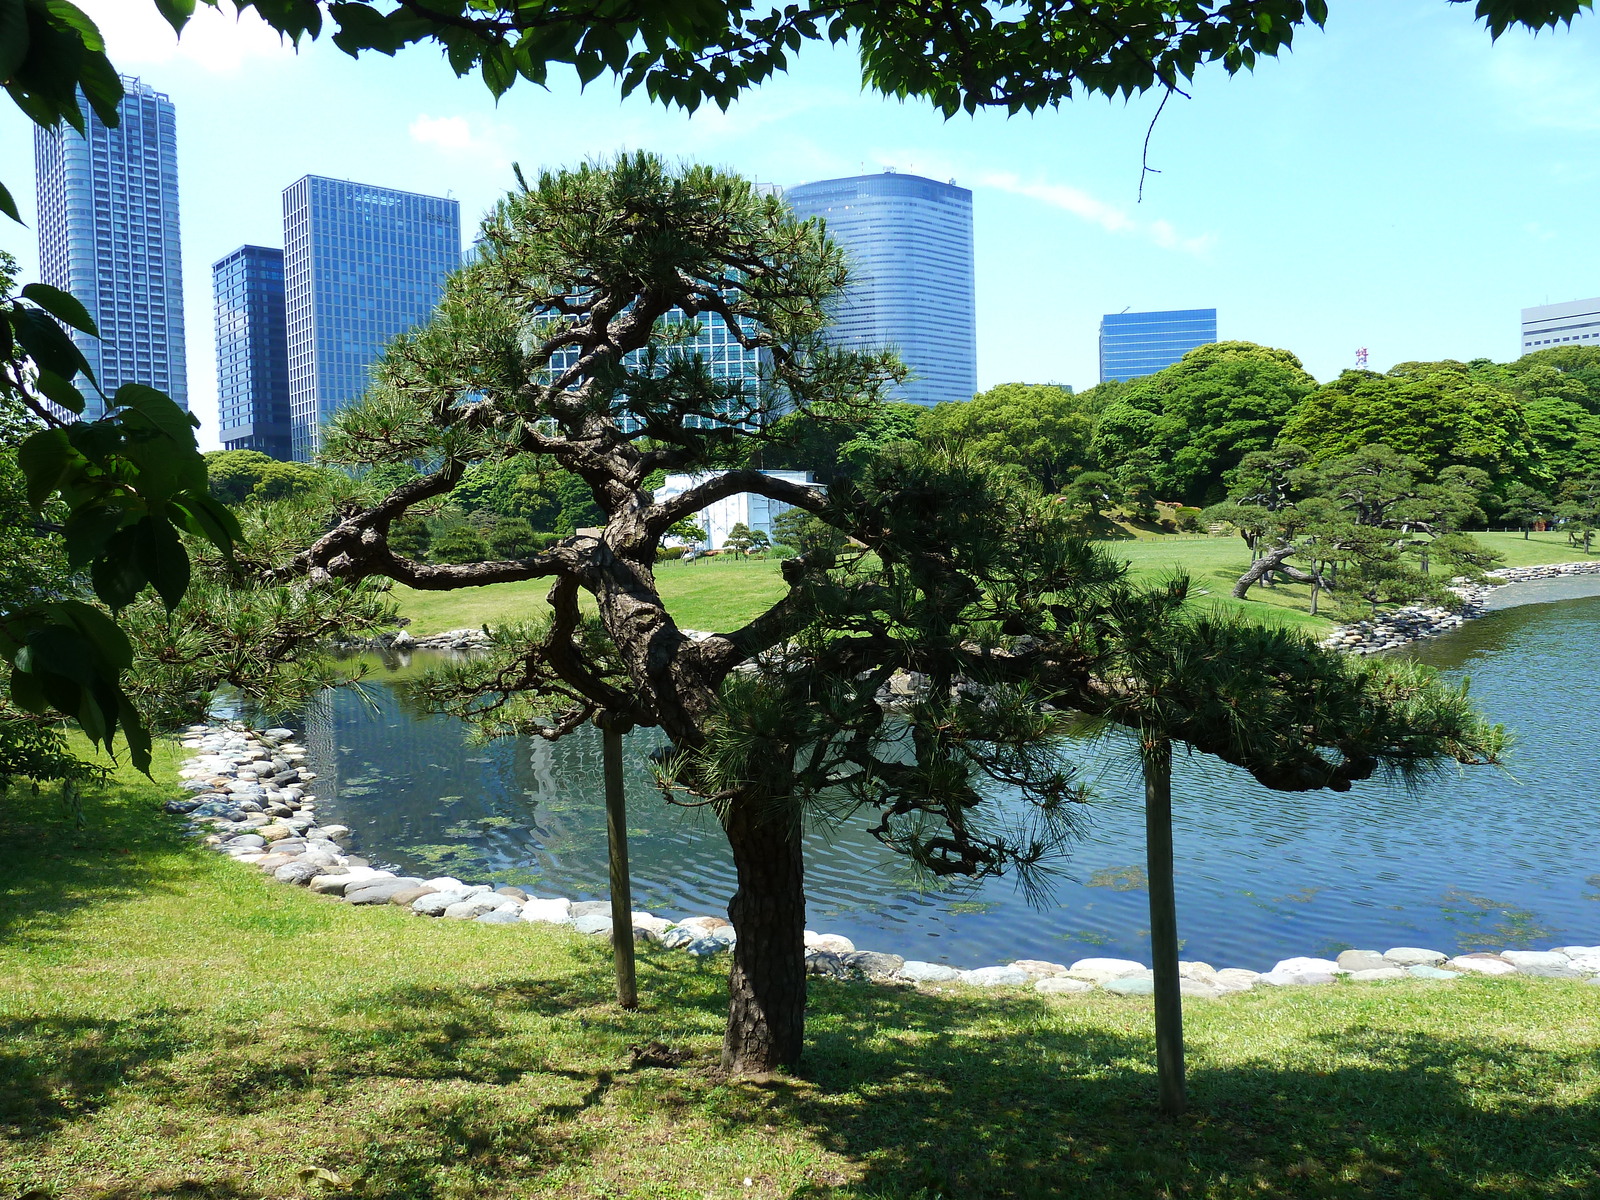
282, 176, 461, 460
1098, 308, 1217, 383
1520, 296, 1600, 356
214, 245, 291, 459
783, 171, 977, 407
34, 75, 187, 416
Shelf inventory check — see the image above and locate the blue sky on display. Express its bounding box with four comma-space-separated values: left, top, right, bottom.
2, 1, 1598, 448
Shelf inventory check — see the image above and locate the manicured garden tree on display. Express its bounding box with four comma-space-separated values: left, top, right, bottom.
271, 155, 1504, 1081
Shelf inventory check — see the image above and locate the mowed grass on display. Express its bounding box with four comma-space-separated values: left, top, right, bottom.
5, 751, 1600, 1198
393, 530, 1597, 638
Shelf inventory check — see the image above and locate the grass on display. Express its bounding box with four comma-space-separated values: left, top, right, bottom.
392, 530, 1598, 639
5, 749, 1600, 1198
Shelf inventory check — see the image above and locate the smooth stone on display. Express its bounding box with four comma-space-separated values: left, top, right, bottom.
1178, 978, 1222, 998
1178, 961, 1217, 982
1350, 967, 1407, 981
1518, 964, 1588, 979
805, 949, 848, 978
1010, 959, 1067, 978
387, 887, 438, 907
684, 937, 725, 957
315, 825, 352, 842
423, 877, 466, 891
1446, 955, 1518, 976
494, 886, 529, 901
308, 872, 358, 895
1336, 949, 1390, 973
843, 951, 905, 981
572, 913, 613, 935
679, 915, 734, 937
708, 925, 737, 945
1384, 947, 1448, 967
1556, 945, 1600, 958
443, 896, 507, 920
1502, 950, 1571, 970
805, 932, 855, 955
659, 927, 698, 949
224, 834, 267, 850
1103, 975, 1156, 996
1259, 969, 1336, 987
1406, 965, 1460, 980
631, 914, 673, 939
476, 909, 523, 925
1567, 956, 1600, 975
273, 861, 321, 886
1212, 969, 1262, 991
1034, 976, 1093, 994
1272, 956, 1346, 976
1065, 957, 1148, 984
960, 965, 1031, 988
413, 890, 471, 915
258, 825, 295, 842
569, 900, 614, 919
253, 853, 298, 871
898, 961, 961, 983
344, 878, 423, 905
521, 897, 574, 925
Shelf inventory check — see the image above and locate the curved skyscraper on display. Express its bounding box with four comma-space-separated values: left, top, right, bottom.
783, 172, 976, 407
34, 76, 187, 417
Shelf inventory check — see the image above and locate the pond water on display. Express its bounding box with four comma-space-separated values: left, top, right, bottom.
303, 585, 1600, 970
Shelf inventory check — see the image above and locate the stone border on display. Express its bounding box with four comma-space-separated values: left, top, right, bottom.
1321, 560, 1600, 654
172, 719, 1600, 998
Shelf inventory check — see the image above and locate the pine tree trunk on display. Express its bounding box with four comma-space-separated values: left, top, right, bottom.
1143, 737, 1187, 1116
720, 793, 807, 1075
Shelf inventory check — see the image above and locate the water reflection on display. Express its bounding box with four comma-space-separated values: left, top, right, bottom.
306, 593, 1600, 969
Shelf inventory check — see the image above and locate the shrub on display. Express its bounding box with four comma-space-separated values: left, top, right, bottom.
431, 525, 489, 564
657, 545, 687, 561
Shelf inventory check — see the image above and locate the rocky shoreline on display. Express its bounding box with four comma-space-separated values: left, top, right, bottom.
172, 719, 1600, 999
1321, 560, 1600, 654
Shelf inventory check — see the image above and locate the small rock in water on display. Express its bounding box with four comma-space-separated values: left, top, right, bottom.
897, 961, 961, 983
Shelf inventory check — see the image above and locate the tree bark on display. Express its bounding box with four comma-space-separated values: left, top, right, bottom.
602, 722, 638, 1010
1232, 543, 1299, 599
721, 793, 807, 1074
1144, 737, 1187, 1117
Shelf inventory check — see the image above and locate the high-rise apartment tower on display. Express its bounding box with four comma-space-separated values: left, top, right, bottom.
282, 176, 461, 460
214, 245, 291, 459
1520, 297, 1600, 356
783, 171, 977, 407
1098, 308, 1217, 383
34, 76, 187, 415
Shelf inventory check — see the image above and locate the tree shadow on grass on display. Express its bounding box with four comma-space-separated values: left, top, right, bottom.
754, 983, 1600, 1199
0, 776, 201, 944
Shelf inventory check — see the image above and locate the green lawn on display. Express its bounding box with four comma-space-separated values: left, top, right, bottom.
4, 750, 1600, 1198
394, 531, 1597, 639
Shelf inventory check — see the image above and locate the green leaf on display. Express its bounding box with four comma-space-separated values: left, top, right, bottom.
0, 179, 19, 223
32, 367, 86, 414
53, 598, 134, 671
0, 0, 29, 91
22, 282, 97, 335
152, 0, 196, 35
9, 663, 49, 714
61, 504, 126, 570
90, 526, 147, 612
16, 427, 75, 509
135, 513, 190, 611
114, 382, 199, 440
116, 691, 152, 775
171, 490, 242, 556
13, 305, 92, 380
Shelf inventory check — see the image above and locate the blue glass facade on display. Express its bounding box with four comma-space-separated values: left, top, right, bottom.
1098, 308, 1217, 382
782, 172, 976, 407
214, 245, 290, 458
282, 176, 461, 461
34, 76, 187, 417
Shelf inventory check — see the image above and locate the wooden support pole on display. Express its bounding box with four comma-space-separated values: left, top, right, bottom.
602, 721, 638, 1010
1144, 735, 1186, 1116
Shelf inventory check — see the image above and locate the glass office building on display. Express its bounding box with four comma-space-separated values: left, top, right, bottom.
214, 245, 291, 458
282, 176, 461, 460
783, 172, 977, 407
34, 75, 187, 416
1098, 308, 1217, 383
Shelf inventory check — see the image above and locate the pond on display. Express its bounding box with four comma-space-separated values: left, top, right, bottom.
303, 584, 1600, 970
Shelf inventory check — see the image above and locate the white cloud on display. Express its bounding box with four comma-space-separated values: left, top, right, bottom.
74, 0, 296, 73
408, 114, 517, 165
978, 170, 1217, 256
